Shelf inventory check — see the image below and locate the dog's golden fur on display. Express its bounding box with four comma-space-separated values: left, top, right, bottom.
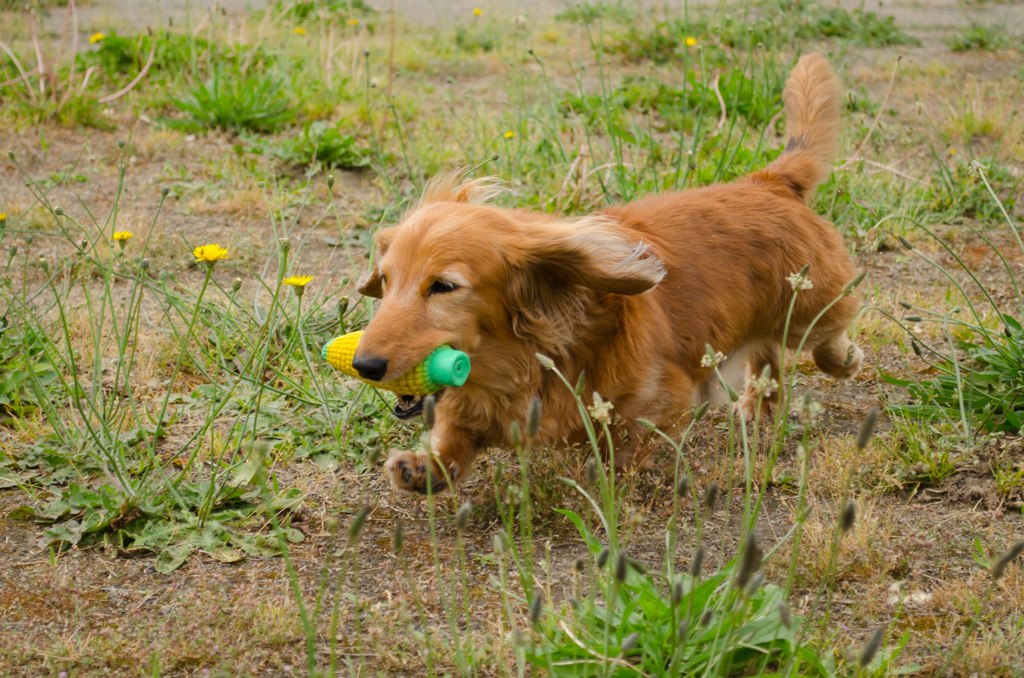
354, 53, 863, 493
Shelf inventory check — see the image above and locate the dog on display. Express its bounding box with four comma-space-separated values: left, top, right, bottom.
352, 53, 863, 494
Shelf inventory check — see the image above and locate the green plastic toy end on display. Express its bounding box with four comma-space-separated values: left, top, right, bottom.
426, 347, 471, 387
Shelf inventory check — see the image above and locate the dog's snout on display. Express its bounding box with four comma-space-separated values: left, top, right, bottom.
353, 355, 389, 382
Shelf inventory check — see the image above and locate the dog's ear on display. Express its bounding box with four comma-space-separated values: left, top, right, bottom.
356, 227, 397, 299
527, 216, 666, 295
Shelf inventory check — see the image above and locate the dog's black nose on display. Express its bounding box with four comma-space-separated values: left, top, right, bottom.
352, 355, 388, 382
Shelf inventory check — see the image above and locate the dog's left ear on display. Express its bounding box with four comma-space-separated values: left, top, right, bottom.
357, 226, 397, 299
528, 216, 665, 295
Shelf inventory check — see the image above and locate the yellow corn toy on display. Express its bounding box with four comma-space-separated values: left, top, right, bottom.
321, 331, 471, 395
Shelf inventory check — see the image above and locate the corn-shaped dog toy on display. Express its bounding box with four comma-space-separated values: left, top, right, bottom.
321, 331, 470, 395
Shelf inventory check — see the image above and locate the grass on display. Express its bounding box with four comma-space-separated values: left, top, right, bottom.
2, 0, 1024, 676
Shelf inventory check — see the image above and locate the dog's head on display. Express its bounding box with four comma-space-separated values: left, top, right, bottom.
352, 172, 666, 410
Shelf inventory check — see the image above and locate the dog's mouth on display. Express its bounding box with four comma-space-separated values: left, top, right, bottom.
392, 389, 445, 420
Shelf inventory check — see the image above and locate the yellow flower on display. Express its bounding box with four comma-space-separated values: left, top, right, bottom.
950, 147, 956, 155
284, 275, 313, 297
193, 244, 228, 265
89, 32, 105, 44
0, 212, 7, 223
294, 27, 306, 35
504, 130, 516, 139
348, 18, 359, 26
473, 7, 482, 16
685, 36, 697, 47
283, 275, 313, 288
113, 231, 134, 249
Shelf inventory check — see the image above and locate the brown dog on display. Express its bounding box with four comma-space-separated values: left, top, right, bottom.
353, 53, 862, 493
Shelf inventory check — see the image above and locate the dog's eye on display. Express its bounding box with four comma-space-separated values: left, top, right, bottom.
428, 279, 460, 296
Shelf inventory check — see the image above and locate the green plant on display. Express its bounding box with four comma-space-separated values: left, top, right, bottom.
0, 0, 152, 126
884, 417, 968, 485
163, 67, 295, 133
879, 164, 1024, 437
261, 121, 370, 170
530, 509, 830, 676
795, 4, 920, 47
946, 23, 1013, 52
0, 316, 59, 419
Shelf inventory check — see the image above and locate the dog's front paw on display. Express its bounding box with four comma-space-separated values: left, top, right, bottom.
384, 451, 460, 495
736, 392, 777, 421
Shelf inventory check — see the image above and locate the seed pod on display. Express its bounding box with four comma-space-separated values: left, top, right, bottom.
232, 278, 242, 293
54, 207, 64, 216
905, 315, 922, 323
898, 301, 912, 310
423, 394, 436, 431
597, 546, 610, 569
585, 458, 598, 486
700, 609, 714, 626
620, 632, 639, 653
118, 139, 125, 148
509, 421, 521, 448
842, 271, 867, 296
840, 499, 856, 533
567, 596, 579, 610
161, 186, 170, 197
693, 400, 710, 422
735, 533, 763, 590
859, 628, 883, 667
703, 482, 719, 510
856, 407, 880, 450
911, 340, 923, 357
574, 556, 586, 573
675, 475, 690, 498
278, 237, 291, 253
671, 581, 684, 606
393, 520, 404, 555
744, 572, 765, 598
777, 601, 792, 629
677, 620, 689, 643
614, 552, 628, 583
327, 174, 335, 189
898, 235, 914, 250
348, 506, 370, 542
992, 540, 1024, 580
690, 546, 705, 580
455, 501, 472, 533
526, 397, 542, 438
529, 593, 544, 625
140, 259, 151, 271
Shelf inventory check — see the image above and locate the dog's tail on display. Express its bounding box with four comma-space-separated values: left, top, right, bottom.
749, 53, 842, 203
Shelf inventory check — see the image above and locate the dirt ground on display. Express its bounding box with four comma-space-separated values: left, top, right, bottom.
3, 0, 1024, 676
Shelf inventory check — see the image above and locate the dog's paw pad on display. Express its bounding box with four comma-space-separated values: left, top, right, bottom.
384, 451, 454, 494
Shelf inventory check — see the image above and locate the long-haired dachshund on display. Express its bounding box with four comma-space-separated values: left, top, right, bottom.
353, 53, 862, 493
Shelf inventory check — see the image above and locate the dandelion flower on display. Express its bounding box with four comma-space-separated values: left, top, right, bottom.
348, 18, 359, 26
0, 212, 7, 223
685, 36, 697, 47
193, 244, 228, 265
504, 130, 516, 139
113, 231, 134, 249
294, 27, 306, 35
950, 147, 955, 156
89, 32, 105, 44
283, 275, 313, 297
473, 7, 482, 16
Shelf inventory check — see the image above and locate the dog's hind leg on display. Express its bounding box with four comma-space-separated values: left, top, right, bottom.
811, 332, 863, 380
